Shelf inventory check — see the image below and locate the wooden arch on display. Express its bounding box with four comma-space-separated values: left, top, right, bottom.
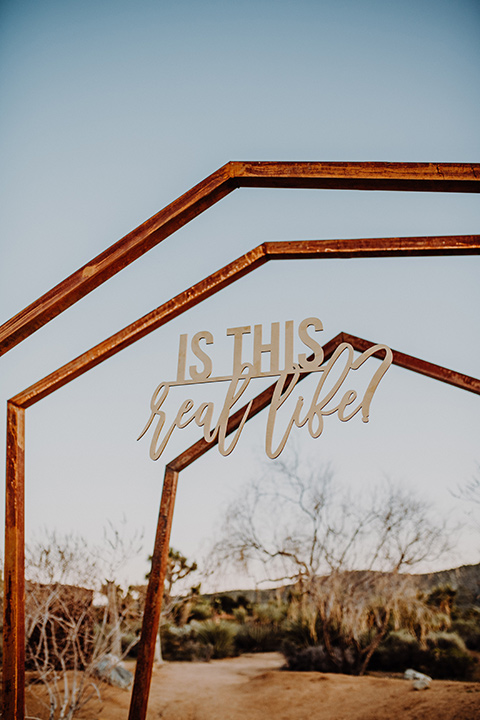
1, 162, 480, 720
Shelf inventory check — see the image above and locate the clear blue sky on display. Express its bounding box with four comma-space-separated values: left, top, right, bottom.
1, 0, 479, 586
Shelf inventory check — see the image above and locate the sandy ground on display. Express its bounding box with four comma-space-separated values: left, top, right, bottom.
25, 653, 480, 720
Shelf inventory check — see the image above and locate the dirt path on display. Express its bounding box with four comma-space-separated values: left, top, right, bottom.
26, 653, 480, 719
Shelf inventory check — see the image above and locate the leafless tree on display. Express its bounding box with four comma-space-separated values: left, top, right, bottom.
213, 450, 453, 674
24, 525, 143, 719
25, 532, 101, 719
96, 518, 143, 657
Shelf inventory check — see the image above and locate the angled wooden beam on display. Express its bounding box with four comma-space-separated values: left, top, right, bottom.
1, 161, 478, 356
9, 244, 267, 408
127, 465, 179, 720
0, 162, 235, 357
343, 333, 480, 396
10, 235, 480, 409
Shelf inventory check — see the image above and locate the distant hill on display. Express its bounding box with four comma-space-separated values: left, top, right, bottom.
207, 563, 480, 608
415, 563, 480, 607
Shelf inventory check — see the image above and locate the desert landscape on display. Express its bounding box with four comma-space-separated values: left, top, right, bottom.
24, 653, 480, 720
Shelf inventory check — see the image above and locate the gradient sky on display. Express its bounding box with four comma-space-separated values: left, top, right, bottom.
1, 0, 479, 587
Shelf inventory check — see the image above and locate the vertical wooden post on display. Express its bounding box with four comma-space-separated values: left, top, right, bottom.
128, 465, 179, 720
3, 402, 25, 720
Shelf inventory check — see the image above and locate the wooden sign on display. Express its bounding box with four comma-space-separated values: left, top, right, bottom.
139, 317, 393, 459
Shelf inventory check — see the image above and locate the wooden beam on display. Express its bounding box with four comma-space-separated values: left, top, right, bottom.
10, 235, 480, 409
1, 161, 478, 356
0, 163, 236, 357
10, 245, 268, 408
343, 333, 480, 396
234, 161, 480, 192
264, 235, 480, 259
3, 403, 25, 720
128, 466, 179, 720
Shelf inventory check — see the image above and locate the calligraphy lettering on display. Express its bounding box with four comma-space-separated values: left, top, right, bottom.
139, 317, 393, 461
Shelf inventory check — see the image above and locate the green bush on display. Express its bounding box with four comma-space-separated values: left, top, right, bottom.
160, 623, 212, 661
235, 622, 282, 653
214, 594, 238, 615
451, 619, 480, 651
233, 606, 249, 624
236, 594, 252, 610
212, 593, 251, 615
188, 597, 214, 621
426, 631, 466, 653
282, 613, 325, 648
424, 631, 475, 680
371, 630, 475, 680
370, 630, 421, 672
426, 585, 456, 615
282, 643, 355, 673
253, 602, 287, 625
194, 620, 237, 658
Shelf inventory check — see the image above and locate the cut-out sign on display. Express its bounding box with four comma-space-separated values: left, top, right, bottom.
138, 317, 393, 460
